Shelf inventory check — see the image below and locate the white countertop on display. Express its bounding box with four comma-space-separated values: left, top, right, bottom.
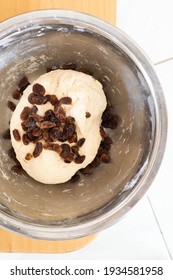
1, 0, 173, 260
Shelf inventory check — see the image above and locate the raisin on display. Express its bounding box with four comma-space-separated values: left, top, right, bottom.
18, 76, 30, 92
68, 132, 78, 143
71, 145, 79, 155
20, 106, 31, 121
61, 144, 71, 153
63, 123, 75, 139
80, 166, 93, 175
52, 144, 60, 153
43, 95, 49, 104
74, 155, 85, 164
7, 101, 16, 111
70, 173, 80, 183
60, 144, 73, 160
66, 116, 75, 123
12, 129, 21, 141
11, 165, 23, 175
54, 101, 60, 114
44, 109, 59, 123
101, 106, 119, 129
29, 106, 38, 115
8, 147, 18, 162
49, 94, 58, 105
26, 132, 36, 142
32, 127, 43, 137
64, 153, 74, 163
43, 130, 50, 140
12, 89, 21, 100
54, 105, 66, 119
33, 142, 43, 158
23, 117, 36, 128
39, 121, 56, 129
46, 65, 59, 72
28, 93, 44, 105
77, 138, 85, 147
100, 126, 107, 139
21, 122, 28, 131
32, 83, 46, 96
49, 127, 61, 141
28, 93, 36, 104
22, 134, 30, 145
2, 129, 11, 139
32, 114, 44, 122
101, 153, 110, 163
90, 156, 101, 168
25, 153, 32, 160
43, 143, 54, 150
79, 68, 92, 75
61, 62, 76, 70
85, 112, 91, 118
33, 95, 44, 105
60, 97, 72, 105
33, 135, 43, 143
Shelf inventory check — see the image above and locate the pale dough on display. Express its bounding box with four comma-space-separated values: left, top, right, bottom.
10, 70, 107, 184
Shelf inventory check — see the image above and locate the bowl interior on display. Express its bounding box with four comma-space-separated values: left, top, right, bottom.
0, 18, 154, 232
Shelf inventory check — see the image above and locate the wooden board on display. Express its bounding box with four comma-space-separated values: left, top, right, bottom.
0, 0, 116, 24
0, 0, 116, 253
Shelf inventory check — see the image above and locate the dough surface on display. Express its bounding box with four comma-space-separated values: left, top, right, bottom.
10, 70, 107, 184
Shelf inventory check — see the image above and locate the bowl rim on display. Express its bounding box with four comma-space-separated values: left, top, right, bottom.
0, 10, 167, 240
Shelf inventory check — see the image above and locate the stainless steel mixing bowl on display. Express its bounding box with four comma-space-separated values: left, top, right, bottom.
0, 10, 167, 240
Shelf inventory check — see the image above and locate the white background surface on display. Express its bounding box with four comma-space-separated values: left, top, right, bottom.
0, 0, 173, 260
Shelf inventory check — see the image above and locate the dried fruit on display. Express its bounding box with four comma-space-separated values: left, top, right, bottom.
48, 94, 58, 105
21, 122, 28, 131
20, 106, 31, 121
39, 121, 56, 129
18, 76, 30, 92
12, 89, 21, 100
85, 112, 91, 118
32, 83, 46, 96
23, 117, 36, 128
43, 130, 50, 140
32, 127, 42, 137
61, 62, 76, 70
2, 129, 11, 139
71, 145, 79, 155
80, 166, 93, 175
49, 127, 61, 142
70, 173, 80, 183
101, 105, 119, 129
52, 144, 60, 153
101, 153, 110, 163
8, 147, 18, 162
54, 105, 66, 119
7, 101, 16, 111
43, 143, 54, 150
77, 138, 85, 147
22, 134, 30, 145
29, 105, 38, 115
100, 126, 107, 139
79, 68, 92, 76
74, 155, 85, 164
33, 142, 43, 158
11, 165, 23, 175
25, 153, 32, 160
60, 97, 72, 105
28, 93, 36, 104
46, 65, 59, 72
12, 129, 21, 141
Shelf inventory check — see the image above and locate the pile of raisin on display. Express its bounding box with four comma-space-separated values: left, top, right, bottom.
3, 67, 119, 181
